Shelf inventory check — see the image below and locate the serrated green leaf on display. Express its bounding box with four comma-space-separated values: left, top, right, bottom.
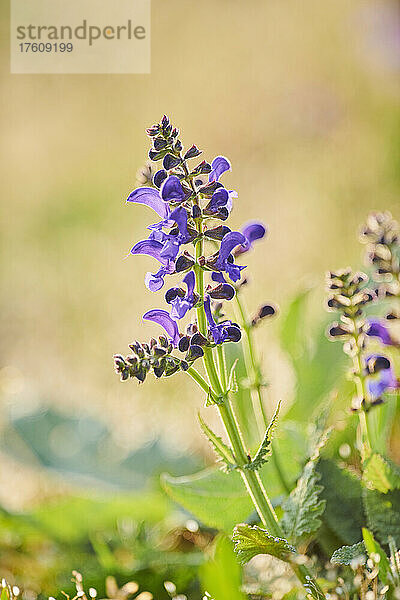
362, 528, 391, 585
363, 488, 400, 545
363, 453, 400, 494
281, 430, 328, 543
318, 458, 366, 545
198, 413, 236, 472
161, 467, 253, 531
245, 401, 281, 471
331, 542, 366, 565
232, 524, 296, 564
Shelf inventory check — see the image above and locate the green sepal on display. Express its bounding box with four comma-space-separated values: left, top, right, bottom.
330, 542, 366, 565
232, 523, 296, 564
244, 401, 281, 471
205, 388, 224, 406
198, 413, 237, 472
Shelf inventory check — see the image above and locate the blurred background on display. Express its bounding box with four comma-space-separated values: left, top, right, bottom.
0, 0, 399, 596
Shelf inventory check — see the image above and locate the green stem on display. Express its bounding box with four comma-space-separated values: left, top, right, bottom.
234, 293, 291, 494
186, 366, 217, 402
192, 248, 325, 597
350, 318, 372, 455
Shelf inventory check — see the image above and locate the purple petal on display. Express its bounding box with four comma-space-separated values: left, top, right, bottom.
183, 270, 195, 297
145, 270, 166, 292
127, 187, 169, 219
131, 239, 169, 266
226, 190, 237, 213
209, 156, 231, 182
161, 175, 186, 203
242, 222, 267, 245
204, 295, 216, 329
143, 309, 180, 346
218, 231, 247, 262
366, 319, 395, 346
211, 272, 226, 284
169, 207, 190, 240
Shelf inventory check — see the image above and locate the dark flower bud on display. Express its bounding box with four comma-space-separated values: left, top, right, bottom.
180, 360, 189, 371
204, 226, 231, 241
153, 361, 166, 378
184, 145, 202, 160
199, 181, 223, 197
185, 344, 204, 362
251, 304, 277, 325
171, 127, 179, 137
165, 287, 185, 303
153, 137, 168, 151
366, 355, 391, 374
149, 148, 167, 162
209, 283, 235, 301
178, 336, 190, 352
126, 355, 138, 365
163, 153, 181, 170
146, 124, 160, 137
149, 337, 157, 348
386, 311, 399, 320
158, 335, 169, 348
175, 254, 195, 272
225, 326, 242, 343
153, 346, 167, 357
161, 114, 169, 127
164, 357, 180, 377
142, 343, 150, 354
192, 205, 202, 219
186, 323, 198, 336
328, 322, 350, 339
174, 140, 183, 153
214, 207, 229, 221
191, 160, 212, 175
190, 333, 209, 347
153, 169, 168, 188
135, 367, 147, 383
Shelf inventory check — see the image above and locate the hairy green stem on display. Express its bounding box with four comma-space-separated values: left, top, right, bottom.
350, 317, 372, 455
192, 237, 325, 597
234, 293, 291, 494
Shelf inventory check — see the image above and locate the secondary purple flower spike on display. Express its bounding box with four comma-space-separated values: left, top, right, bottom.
143, 309, 180, 347
366, 319, 397, 346
235, 222, 267, 256
209, 156, 231, 182
365, 354, 398, 400
215, 231, 247, 282
166, 271, 197, 319
161, 175, 186, 203
127, 187, 169, 219
204, 295, 241, 345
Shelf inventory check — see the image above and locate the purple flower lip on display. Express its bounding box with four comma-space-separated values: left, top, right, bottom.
166, 271, 198, 319
127, 187, 169, 219
161, 175, 186, 203
143, 309, 180, 347
366, 318, 398, 346
204, 295, 241, 344
214, 231, 247, 282
208, 156, 231, 182
235, 222, 267, 256
365, 353, 398, 400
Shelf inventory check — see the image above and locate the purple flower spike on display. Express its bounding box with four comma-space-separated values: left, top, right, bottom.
215, 231, 247, 282
143, 309, 180, 347
209, 156, 231, 182
365, 354, 398, 400
235, 221, 267, 256
127, 187, 169, 219
366, 319, 397, 346
161, 175, 186, 203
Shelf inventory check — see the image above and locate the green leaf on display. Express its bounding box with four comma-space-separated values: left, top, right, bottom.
363, 453, 400, 494
198, 414, 236, 472
363, 488, 400, 545
281, 430, 328, 544
200, 534, 245, 600
245, 401, 281, 471
318, 459, 366, 545
280, 288, 311, 365
331, 542, 366, 565
362, 528, 391, 585
232, 524, 296, 564
1, 588, 10, 600
161, 467, 253, 532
